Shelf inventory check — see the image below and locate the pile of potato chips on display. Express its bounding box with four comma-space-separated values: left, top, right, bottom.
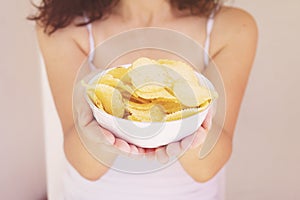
85, 57, 217, 122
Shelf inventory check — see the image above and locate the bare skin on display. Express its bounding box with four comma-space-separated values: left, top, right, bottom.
36, 0, 258, 182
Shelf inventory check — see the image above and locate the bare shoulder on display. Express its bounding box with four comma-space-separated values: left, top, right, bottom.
35, 17, 90, 56
218, 7, 256, 23
217, 6, 257, 33
211, 6, 258, 55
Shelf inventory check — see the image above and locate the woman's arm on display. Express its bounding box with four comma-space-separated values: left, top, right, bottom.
37, 23, 151, 180
179, 8, 258, 182
36, 24, 116, 180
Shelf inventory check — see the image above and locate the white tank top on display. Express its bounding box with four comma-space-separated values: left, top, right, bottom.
63, 10, 226, 200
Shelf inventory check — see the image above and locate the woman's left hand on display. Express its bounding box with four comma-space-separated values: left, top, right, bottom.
151, 108, 213, 163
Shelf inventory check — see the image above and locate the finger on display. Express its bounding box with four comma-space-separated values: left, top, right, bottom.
137, 147, 146, 159
129, 144, 139, 156
99, 127, 116, 145
166, 142, 182, 157
114, 138, 131, 154
190, 128, 208, 149
81, 120, 114, 144
137, 147, 146, 154
80, 121, 112, 144
155, 147, 169, 164
144, 148, 156, 160
180, 134, 194, 150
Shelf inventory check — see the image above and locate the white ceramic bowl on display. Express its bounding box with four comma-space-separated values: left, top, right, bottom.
85, 67, 216, 148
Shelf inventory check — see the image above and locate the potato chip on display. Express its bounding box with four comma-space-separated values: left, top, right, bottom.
127, 113, 149, 122
94, 84, 125, 118
128, 64, 173, 89
97, 74, 133, 94
157, 59, 199, 84
134, 87, 176, 100
87, 90, 103, 109
131, 57, 157, 69
127, 115, 141, 121
107, 66, 131, 83
122, 91, 151, 104
135, 85, 165, 93
198, 100, 211, 111
127, 104, 166, 122
149, 105, 166, 121
152, 99, 184, 114
126, 98, 183, 115
97, 74, 116, 85
165, 108, 203, 121
125, 100, 154, 111
172, 81, 212, 107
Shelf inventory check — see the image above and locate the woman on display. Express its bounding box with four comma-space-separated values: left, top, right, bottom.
30, 0, 257, 199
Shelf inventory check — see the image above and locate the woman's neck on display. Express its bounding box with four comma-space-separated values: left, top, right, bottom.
113, 0, 175, 25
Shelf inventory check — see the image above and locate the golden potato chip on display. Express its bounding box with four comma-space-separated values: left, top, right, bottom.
97, 74, 133, 94
107, 66, 131, 83
134, 87, 176, 100
97, 74, 116, 85
126, 106, 148, 116
129, 114, 151, 122
131, 57, 157, 69
135, 85, 165, 93
152, 99, 184, 114
87, 90, 103, 109
128, 64, 173, 89
122, 92, 151, 104
127, 105, 165, 122
94, 84, 125, 118
157, 59, 199, 84
126, 98, 183, 114
127, 112, 150, 122
149, 105, 166, 122
165, 108, 203, 121
172, 81, 212, 107
125, 100, 154, 111
107, 66, 128, 78
127, 115, 141, 121
198, 100, 211, 111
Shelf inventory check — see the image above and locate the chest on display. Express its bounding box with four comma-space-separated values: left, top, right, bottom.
90, 16, 210, 69
94, 16, 208, 46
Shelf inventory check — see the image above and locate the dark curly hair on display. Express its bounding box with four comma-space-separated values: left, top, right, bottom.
28, 0, 222, 34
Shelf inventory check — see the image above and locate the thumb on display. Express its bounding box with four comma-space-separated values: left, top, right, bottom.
79, 120, 115, 145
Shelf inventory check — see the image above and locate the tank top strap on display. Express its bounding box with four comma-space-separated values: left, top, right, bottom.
84, 16, 97, 71
203, 7, 219, 67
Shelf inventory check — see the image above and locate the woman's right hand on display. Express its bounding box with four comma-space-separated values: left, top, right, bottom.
73, 74, 147, 164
